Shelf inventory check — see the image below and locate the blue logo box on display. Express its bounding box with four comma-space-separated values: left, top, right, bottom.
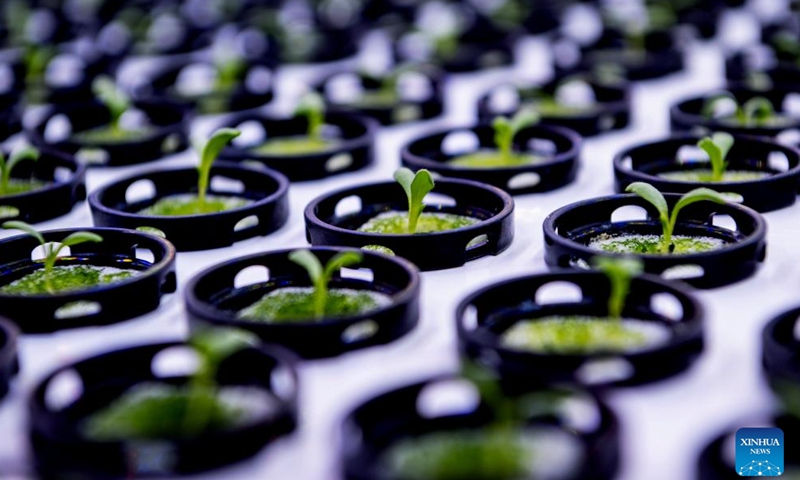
736, 428, 785, 476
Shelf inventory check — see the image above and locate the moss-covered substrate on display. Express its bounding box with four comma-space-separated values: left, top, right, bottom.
588, 233, 725, 254
523, 99, 599, 118
237, 287, 391, 323
138, 194, 252, 216
251, 136, 339, 156
448, 150, 545, 168
0, 265, 137, 295
72, 126, 156, 144
0, 179, 47, 197
501, 316, 670, 355
658, 170, 770, 182
82, 383, 279, 441
358, 211, 479, 234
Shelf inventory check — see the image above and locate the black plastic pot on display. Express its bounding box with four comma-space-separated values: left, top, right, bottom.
185, 247, 421, 359
340, 376, 620, 480
0, 227, 176, 333
316, 67, 445, 126
0, 316, 19, 400
477, 77, 631, 137
29, 341, 298, 479
543, 193, 767, 288
304, 178, 515, 271
724, 52, 800, 91
0, 50, 24, 138
400, 124, 581, 195
89, 163, 290, 252
26, 100, 190, 168
457, 271, 704, 389
697, 415, 799, 479
670, 89, 800, 143
218, 112, 376, 181
613, 135, 800, 212
0, 147, 86, 223
763, 305, 800, 405
395, 33, 516, 73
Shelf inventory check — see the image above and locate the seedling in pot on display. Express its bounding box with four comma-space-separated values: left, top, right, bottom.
138, 128, 249, 216
449, 108, 542, 168
252, 92, 337, 156
237, 249, 391, 323
357, 168, 479, 235
0, 221, 127, 295
0, 147, 41, 196
701, 93, 789, 128
522, 78, 600, 118
71, 77, 155, 144
82, 327, 280, 440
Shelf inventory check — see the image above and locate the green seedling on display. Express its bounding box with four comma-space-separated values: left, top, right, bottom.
1, 221, 102, 293
492, 107, 540, 162
592, 256, 644, 320
93, 76, 131, 133
295, 92, 325, 141
394, 167, 435, 234
625, 182, 734, 254
696, 132, 734, 182
289, 249, 364, 319
0, 147, 39, 196
196, 128, 241, 205
702, 93, 777, 127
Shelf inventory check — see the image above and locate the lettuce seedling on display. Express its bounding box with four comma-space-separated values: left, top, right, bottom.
493, 107, 540, 162
1, 221, 102, 293
295, 92, 325, 141
625, 182, 734, 254
289, 249, 364, 319
697, 132, 734, 182
394, 167, 435, 234
0, 147, 39, 196
93, 76, 131, 134
702, 93, 777, 127
196, 128, 241, 205
592, 256, 644, 320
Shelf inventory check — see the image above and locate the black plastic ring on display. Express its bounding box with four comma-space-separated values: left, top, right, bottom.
0, 316, 19, 400
26, 100, 190, 168
304, 178, 515, 271
456, 270, 704, 389
763, 305, 800, 393
218, 112, 376, 181
401, 124, 582, 195
613, 135, 800, 212
557, 48, 684, 82
543, 193, 767, 288
0, 227, 177, 333
0, 147, 87, 223
88, 163, 290, 252
29, 341, 298, 478
185, 247, 421, 359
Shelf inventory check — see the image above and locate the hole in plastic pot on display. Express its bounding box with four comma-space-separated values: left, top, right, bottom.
32, 243, 69, 261
234, 215, 259, 232
662, 264, 705, 280
341, 320, 379, 344
768, 151, 790, 172
442, 131, 479, 156
151, 346, 200, 378
54, 167, 72, 183
424, 193, 456, 207
126, 179, 157, 204
271, 365, 295, 401
233, 120, 266, 147
611, 205, 648, 223
535, 281, 582, 305
245, 66, 272, 94
45, 369, 83, 412
55, 301, 102, 319
560, 396, 602, 432
782, 93, 800, 117
326, 153, 353, 172
712, 214, 737, 231
650, 293, 684, 322
466, 234, 489, 250
527, 138, 557, 155
575, 357, 634, 385
44, 114, 72, 142
676, 145, 708, 164
463, 304, 478, 331
416, 379, 480, 419
488, 85, 520, 113
234, 265, 270, 288
210, 176, 245, 194
136, 248, 155, 263
776, 129, 800, 147
507, 172, 541, 190
340, 267, 374, 282
335, 195, 362, 217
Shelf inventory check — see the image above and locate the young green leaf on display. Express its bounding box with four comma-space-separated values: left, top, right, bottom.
92, 76, 130, 131
0, 147, 39, 196
2, 220, 45, 244
668, 188, 729, 240
701, 92, 737, 119
295, 92, 325, 140
59, 231, 104, 247
625, 182, 669, 251
289, 249, 363, 319
394, 167, 435, 234
493, 107, 539, 160
592, 256, 644, 320
197, 128, 241, 204
741, 97, 775, 127
697, 132, 734, 182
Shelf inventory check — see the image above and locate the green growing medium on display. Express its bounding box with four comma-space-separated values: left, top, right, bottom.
716, 115, 794, 128
382, 429, 537, 480
237, 287, 388, 323
351, 89, 399, 108
138, 194, 251, 216
251, 136, 339, 156
588, 233, 724, 254
0, 265, 135, 295
72, 125, 156, 144
357, 211, 478, 234
0, 179, 46, 196
658, 170, 770, 182
501, 316, 668, 355
525, 99, 599, 118
448, 150, 545, 168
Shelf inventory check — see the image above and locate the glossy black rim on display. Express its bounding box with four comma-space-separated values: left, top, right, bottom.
0, 147, 87, 223
456, 271, 704, 389
185, 247, 421, 359
88, 163, 290, 252
29, 341, 298, 478
725, 52, 800, 90
304, 178, 515, 271
218, 112, 376, 181
613, 135, 800, 212
401, 124, 582, 195
395, 37, 516, 73
25, 100, 190, 168
0, 228, 177, 333
340, 375, 620, 480
0, 316, 19, 400
543, 193, 767, 288
763, 305, 800, 393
